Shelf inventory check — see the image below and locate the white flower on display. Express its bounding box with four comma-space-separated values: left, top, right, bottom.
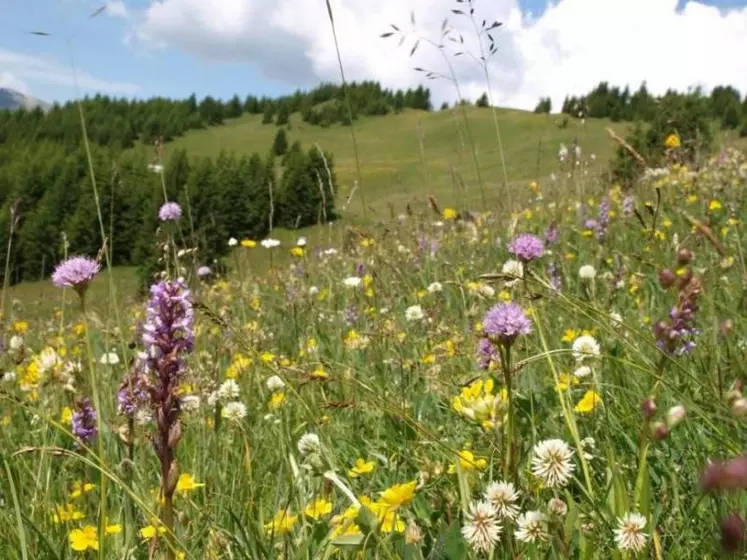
147, 163, 164, 174
308, 286, 319, 296
573, 365, 592, 378
572, 335, 600, 361
266, 375, 285, 392
502, 259, 524, 287
2, 371, 16, 382
666, 405, 686, 428
427, 282, 443, 294
38, 348, 59, 372
298, 433, 320, 456
218, 380, 240, 401
99, 351, 120, 365
515, 511, 548, 543
484, 481, 520, 520
228, 237, 238, 247
461, 500, 501, 553
207, 391, 219, 408
614, 512, 648, 553
296, 236, 307, 247
397, 244, 408, 254
221, 401, 247, 422
578, 265, 597, 280
181, 395, 201, 413
261, 238, 281, 249
609, 311, 623, 325
548, 497, 568, 516
531, 439, 575, 488
343, 276, 361, 288
322, 248, 338, 256
9, 335, 23, 351
135, 409, 152, 426
405, 305, 424, 322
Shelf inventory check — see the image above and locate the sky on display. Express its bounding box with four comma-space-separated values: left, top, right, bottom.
1, 0, 747, 112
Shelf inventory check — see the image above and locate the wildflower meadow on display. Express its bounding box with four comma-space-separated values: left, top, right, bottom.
2, 2, 747, 559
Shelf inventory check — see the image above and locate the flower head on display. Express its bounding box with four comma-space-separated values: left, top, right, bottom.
462, 500, 501, 553
483, 302, 532, 346
221, 401, 247, 423
531, 439, 575, 488
484, 481, 520, 520
378, 481, 416, 510
71, 399, 97, 446
349, 458, 376, 477
158, 202, 182, 222
52, 256, 100, 297
508, 234, 545, 262
69, 525, 99, 551
197, 266, 212, 278
614, 512, 648, 553
579, 265, 597, 280
405, 305, 424, 322
515, 511, 548, 543
501, 259, 524, 287
297, 433, 320, 456
572, 335, 600, 361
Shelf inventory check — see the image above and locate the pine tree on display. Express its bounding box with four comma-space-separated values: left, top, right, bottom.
476, 93, 489, 108
276, 104, 290, 126
273, 128, 288, 156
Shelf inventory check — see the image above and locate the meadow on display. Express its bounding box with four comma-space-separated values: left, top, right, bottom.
1, 122, 747, 559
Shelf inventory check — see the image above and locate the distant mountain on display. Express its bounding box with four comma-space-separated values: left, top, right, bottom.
0, 88, 49, 111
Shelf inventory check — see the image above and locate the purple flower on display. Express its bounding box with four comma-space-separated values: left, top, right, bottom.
508, 234, 544, 262
197, 266, 212, 278
476, 338, 498, 370
158, 202, 182, 222
653, 275, 701, 356
547, 261, 562, 291
595, 198, 610, 242
52, 256, 100, 297
622, 196, 634, 217
483, 302, 532, 346
544, 223, 559, 245
118, 354, 149, 418
71, 399, 97, 445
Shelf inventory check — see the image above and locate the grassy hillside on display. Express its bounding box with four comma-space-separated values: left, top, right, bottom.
162, 107, 630, 215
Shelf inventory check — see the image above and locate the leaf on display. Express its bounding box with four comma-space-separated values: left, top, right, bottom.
28, 30, 51, 36
380, 32, 395, 38
451, 9, 463, 14
330, 533, 364, 547
390, 23, 400, 31
441, 521, 468, 559
89, 5, 106, 18
410, 11, 415, 26
398, 35, 406, 47
490, 21, 503, 29
441, 18, 448, 32
453, 52, 463, 56
410, 39, 420, 57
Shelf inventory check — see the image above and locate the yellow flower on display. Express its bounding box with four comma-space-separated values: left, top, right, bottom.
139, 524, 167, 539
73, 323, 86, 336
378, 481, 416, 510
377, 509, 406, 533
443, 208, 458, 220
555, 373, 580, 392
176, 473, 205, 493
310, 365, 329, 379
304, 498, 333, 520
265, 510, 298, 534
564, 252, 576, 260
12, 320, 28, 334
665, 133, 681, 149
529, 181, 539, 193
53, 504, 85, 524
69, 525, 99, 551
360, 237, 375, 248
349, 458, 376, 478
708, 199, 722, 211
574, 390, 603, 413
241, 239, 257, 248
105, 524, 122, 535
270, 392, 286, 409
69, 481, 95, 500
686, 194, 698, 204
498, 290, 511, 301
290, 247, 305, 257
448, 450, 488, 474
260, 352, 275, 363
561, 329, 579, 343
61, 407, 73, 425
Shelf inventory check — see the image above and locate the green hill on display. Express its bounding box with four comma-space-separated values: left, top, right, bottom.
160, 107, 630, 215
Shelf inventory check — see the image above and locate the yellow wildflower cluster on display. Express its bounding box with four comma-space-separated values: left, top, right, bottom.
452, 378, 507, 430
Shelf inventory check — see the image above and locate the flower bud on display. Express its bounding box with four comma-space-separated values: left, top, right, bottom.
658, 269, 676, 288
652, 421, 669, 441
666, 405, 686, 428
641, 397, 657, 421
732, 397, 747, 417
721, 513, 746, 554
676, 248, 694, 265
548, 497, 568, 516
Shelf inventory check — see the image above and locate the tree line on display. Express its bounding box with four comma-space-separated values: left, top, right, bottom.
0, 139, 336, 288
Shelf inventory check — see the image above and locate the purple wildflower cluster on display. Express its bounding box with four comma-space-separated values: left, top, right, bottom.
622, 195, 635, 218
596, 198, 610, 242
52, 256, 100, 297
476, 338, 499, 370
547, 261, 562, 291
508, 234, 545, 262
483, 302, 533, 346
117, 354, 150, 418
71, 399, 98, 446
158, 202, 182, 222
417, 233, 440, 258
653, 272, 701, 356
543, 223, 559, 245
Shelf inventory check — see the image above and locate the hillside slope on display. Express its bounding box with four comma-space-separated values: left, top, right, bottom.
0, 88, 49, 111
163, 107, 630, 215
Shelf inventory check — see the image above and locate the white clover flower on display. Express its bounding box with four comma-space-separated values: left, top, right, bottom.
461, 500, 501, 553
266, 375, 285, 392
228, 237, 238, 247
501, 259, 524, 287
572, 335, 601, 361
531, 439, 575, 488
484, 481, 520, 520
578, 265, 597, 280
2, 371, 16, 382
548, 497, 568, 516
221, 401, 247, 422
308, 286, 319, 296
38, 348, 59, 372
218, 380, 240, 401
515, 511, 548, 543
207, 391, 219, 408
614, 512, 648, 553
147, 163, 164, 174
181, 395, 201, 413
427, 282, 443, 294
405, 305, 424, 322
9, 335, 23, 351
478, 283, 495, 297
343, 276, 362, 288
666, 405, 686, 428
99, 351, 120, 365
609, 311, 623, 325
573, 365, 592, 378
322, 248, 338, 256
298, 433, 320, 456
296, 236, 307, 247
261, 238, 281, 249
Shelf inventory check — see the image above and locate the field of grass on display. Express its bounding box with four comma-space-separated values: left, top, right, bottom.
1, 134, 746, 558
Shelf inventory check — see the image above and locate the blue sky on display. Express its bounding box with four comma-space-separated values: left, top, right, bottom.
1, 0, 747, 110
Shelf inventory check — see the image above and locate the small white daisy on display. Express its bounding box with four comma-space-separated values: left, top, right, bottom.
531, 439, 575, 488
221, 401, 247, 422
614, 512, 648, 553
484, 481, 521, 520
572, 335, 601, 362
297, 433, 320, 456
502, 259, 524, 287
461, 500, 501, 553
405, 305, 425, 322
515, 510, 548, 543
261, 238, 281, 249
266, 375, 285, 392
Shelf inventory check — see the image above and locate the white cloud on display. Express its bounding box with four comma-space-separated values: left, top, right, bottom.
134, 0, 747, 110
0, 50, 141, 95
0, 72, 29, 94
107, 1, 128, 18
